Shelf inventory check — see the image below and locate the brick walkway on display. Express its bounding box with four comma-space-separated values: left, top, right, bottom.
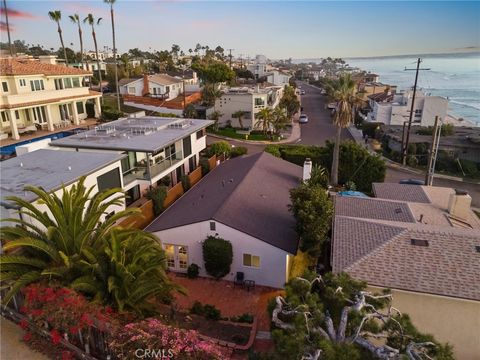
169, 273, 283, 332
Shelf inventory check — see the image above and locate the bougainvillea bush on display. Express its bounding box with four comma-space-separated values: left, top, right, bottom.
19, 283, 115, 349
110, 318, 228, 360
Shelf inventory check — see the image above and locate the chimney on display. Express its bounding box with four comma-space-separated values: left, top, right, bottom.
448, 189, 472, 220
303, 158, 312, 181
38, 55, 58, 65
142, 74, 149, 96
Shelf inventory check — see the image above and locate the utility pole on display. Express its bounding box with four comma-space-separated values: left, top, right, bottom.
3, 0, 13, 56
401, 58, 430, 165
227, 48, 234, 69
425, 116, 442, 186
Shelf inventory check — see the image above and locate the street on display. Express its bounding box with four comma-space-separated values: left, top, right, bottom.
207, 81, 480, 207
297, 82, 352, 145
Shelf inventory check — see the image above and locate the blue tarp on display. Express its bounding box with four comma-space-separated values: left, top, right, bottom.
338, 191, 369, 198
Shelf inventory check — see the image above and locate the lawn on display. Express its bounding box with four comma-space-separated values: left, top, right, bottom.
209, 127, 278, 141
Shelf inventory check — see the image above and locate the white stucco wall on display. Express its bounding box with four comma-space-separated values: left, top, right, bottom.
421, 96, 448, 126
152, 221, 290, 289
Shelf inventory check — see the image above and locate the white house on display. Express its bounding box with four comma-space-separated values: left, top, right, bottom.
367, 89, 448, 126
215, 85, 284, 129
266, 70, 291, 87
119, 74, 184, 101
246, 55, 275, 79
0, 148, 126, 227
0, 56, 102, 140
50, 116, 213, 205
86, 50, 119, 61
145, 152, 302, 289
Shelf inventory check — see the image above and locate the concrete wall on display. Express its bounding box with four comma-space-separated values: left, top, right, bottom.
369, 286, 480, 360
153, 221, 290, 288
421, 96, 448, 126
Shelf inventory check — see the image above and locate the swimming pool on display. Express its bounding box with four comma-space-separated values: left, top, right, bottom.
0, 129, 86, 156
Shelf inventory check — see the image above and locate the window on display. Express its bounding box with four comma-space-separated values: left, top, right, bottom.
14, 110, 19, 120
188, 156, 197, 172
1, 111, 9, 123
128, 86, 136, 95
2, 81, 8, 92
243, 254, 260, 268
64, 78, 72, 89
97, 168, 122, 192
183, 136, 192, 157
19, 79, 26, 87
54, 78, 64, 90
254, 97, 265, 106
166, 86, 170, 93
125, 185, 140, 206
30, 80, 44, 91
72, 77, 80, 87
76, 102, 84, 114
209, 221, 216, 231
32, 106, 47, 124
196, 129, 205, 139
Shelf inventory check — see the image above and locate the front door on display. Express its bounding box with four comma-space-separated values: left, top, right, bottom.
164, 244, 188, 272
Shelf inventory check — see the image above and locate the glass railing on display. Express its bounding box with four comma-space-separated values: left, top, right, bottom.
148, 150, 183, 178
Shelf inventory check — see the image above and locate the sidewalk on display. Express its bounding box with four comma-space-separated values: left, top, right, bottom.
1, 317, 49, 360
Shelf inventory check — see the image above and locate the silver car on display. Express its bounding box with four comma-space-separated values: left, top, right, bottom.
299, 114, 309, 123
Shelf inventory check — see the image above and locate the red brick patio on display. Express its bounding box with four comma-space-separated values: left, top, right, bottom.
169, 273, 283, 332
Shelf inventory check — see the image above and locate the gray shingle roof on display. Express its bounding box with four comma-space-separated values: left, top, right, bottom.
335, 196, 415, 223
373, 183, 431, 203
332, 183, 480, 301
145, 152, 302, 253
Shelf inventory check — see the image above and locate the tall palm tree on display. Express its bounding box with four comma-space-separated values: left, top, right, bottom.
0, 178, 181, 314
272, 107, 289, 136
3, 0, 13, 56
325, 73, 360, 186
48, 10, 68, 66
84, 14, 103, 99
104, 0, 121, 111
255, 107, 274, 135
232, 110, 246, 130
69, 14, 84, 67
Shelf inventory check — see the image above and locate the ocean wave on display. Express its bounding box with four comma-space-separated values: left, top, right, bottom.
449, 100, 480, 111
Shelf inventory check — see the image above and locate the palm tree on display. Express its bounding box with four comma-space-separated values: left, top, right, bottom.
84, 14, 103, 98
104, 0, 121, 111
232, 110, 246, 130
48, 10, 68, 66
0, 178, 181, 314
272, 107, 289, 136
325, 73, 360, 186
255, 107, 274, 135
69, 14, 84, 67
3, 0, 13, 56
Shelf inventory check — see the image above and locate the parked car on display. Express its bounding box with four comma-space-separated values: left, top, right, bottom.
327, 102, 337, 109
300, 90, 306, 95
299, 114, 309, 123
399, 179, 425, 185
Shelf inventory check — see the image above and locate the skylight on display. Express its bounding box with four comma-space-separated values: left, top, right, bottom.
411, 239, 429, 247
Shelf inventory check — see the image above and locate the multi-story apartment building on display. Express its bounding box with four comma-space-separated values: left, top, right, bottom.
0, 56, 102, 140
50, 116, 213, 205
246, 55, 275, 79
366, 89, 448, 126
215, 85, 284, 130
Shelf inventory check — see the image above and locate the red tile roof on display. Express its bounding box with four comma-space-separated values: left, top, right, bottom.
0, 58, 91, 76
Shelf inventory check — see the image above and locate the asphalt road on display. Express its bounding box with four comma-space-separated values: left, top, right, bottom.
297, 82, 353, 145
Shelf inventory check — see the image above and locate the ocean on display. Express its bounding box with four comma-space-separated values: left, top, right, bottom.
299, 52, 480, 126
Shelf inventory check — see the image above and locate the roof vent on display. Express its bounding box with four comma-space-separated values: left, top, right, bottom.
411, 239, 429, 247
20, 162, 23, 167
68, 166, 72, 171
395, 208, 403, 214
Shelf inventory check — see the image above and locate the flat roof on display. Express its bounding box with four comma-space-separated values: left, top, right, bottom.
0, 149, 125, 208
50, 117, 214, 153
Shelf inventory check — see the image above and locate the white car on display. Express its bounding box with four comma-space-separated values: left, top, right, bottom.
300, 90, 306, 95
299, 114, 309, 123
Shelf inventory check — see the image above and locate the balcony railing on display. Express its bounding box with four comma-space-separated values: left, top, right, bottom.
149, 150, 183, 178
122, 150, 184, 183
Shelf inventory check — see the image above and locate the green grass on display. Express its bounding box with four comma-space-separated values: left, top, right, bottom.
208, 127, 276, 141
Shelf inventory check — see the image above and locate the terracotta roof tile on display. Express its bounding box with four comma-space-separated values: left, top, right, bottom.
0, 58, 91, 76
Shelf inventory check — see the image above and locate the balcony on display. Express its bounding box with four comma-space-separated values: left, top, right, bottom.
150, 150, 183, 178
122, 150, 183, 183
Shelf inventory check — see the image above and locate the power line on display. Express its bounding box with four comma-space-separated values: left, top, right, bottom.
227, 48, 234, 69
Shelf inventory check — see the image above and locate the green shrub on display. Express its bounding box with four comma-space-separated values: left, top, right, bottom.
187, 263, 200, 279
207, 141, 231, 157
159, 176, 171, 187
264, 144, 281, 157
199, 157, 210, 176
202, 235, 233, 279
190, 301, 204, 315
203, 304, 221, 321
145, 185, 168, 216
230, 146, 248, 158
232, 313, 254, 324
101, 106, 123, 121
181, 174, 191, 191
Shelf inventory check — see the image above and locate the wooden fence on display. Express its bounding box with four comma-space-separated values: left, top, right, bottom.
187, 167, 202, 187
118, 200, 155, 229
208, 154, 217, 171
163, 182, 184, 208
